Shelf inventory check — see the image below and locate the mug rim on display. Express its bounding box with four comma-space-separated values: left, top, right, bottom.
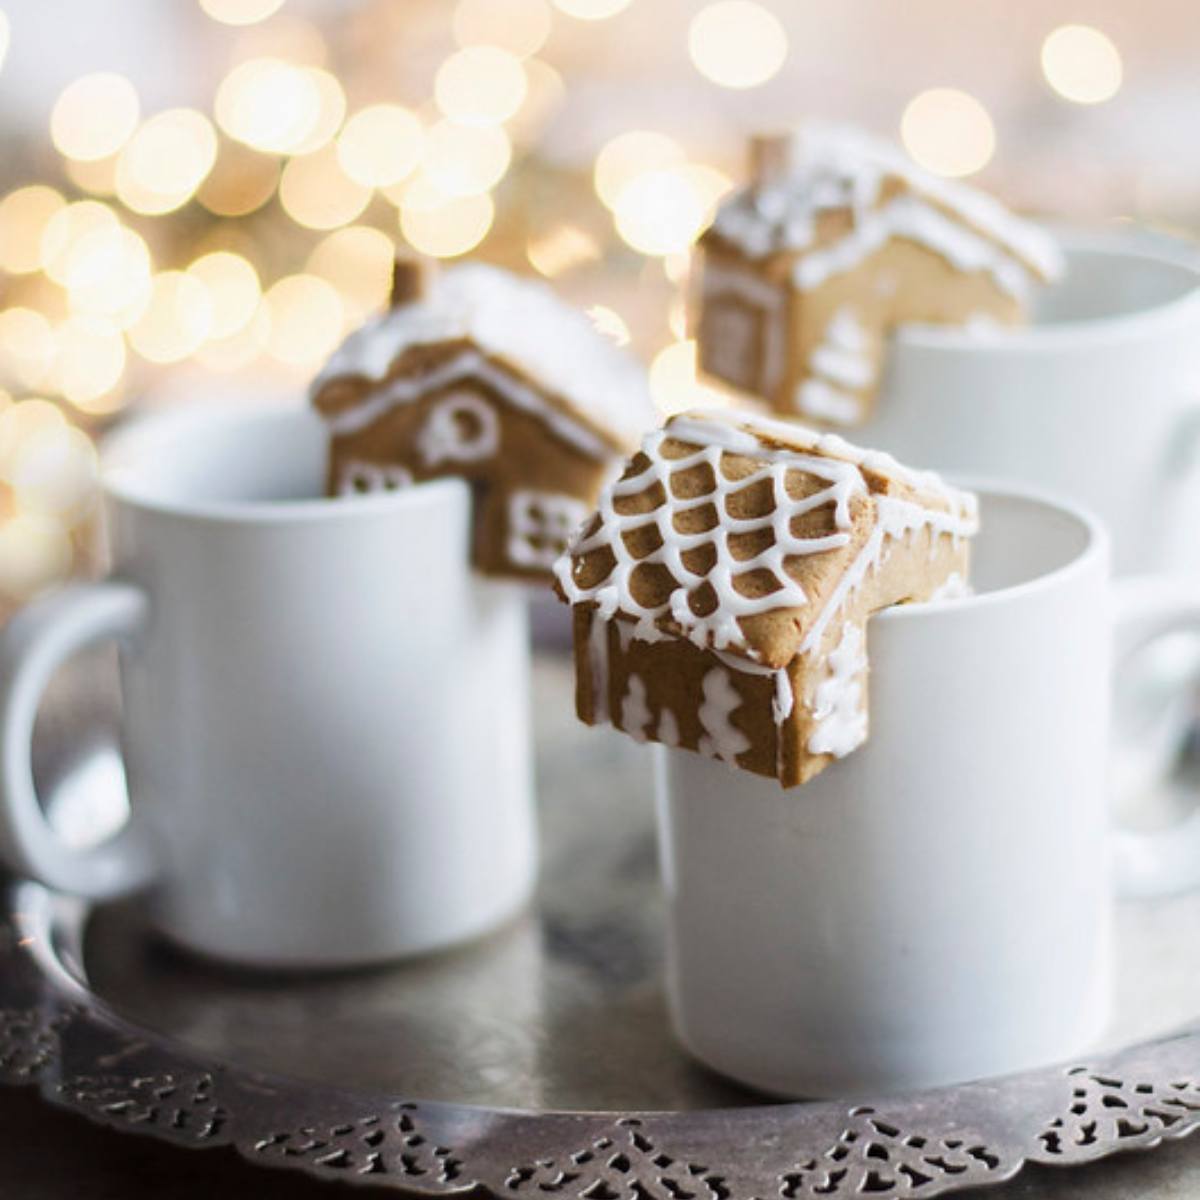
875, 476, 1109, 625
99, 403, 469, 525
895, 223, 1200, 354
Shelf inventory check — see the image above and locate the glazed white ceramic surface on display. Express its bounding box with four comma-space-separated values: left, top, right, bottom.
0, 405, 536, 968
656, 486, 1200, 1099
867, 227, 1200, 578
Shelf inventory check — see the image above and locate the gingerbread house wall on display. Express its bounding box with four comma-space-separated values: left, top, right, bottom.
320, 358, 611, 577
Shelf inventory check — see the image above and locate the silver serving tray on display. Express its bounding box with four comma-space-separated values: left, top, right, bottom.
3, 649, 1200, 1198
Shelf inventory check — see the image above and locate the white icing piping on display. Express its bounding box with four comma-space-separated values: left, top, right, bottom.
620, 673, 653, 743
507, 489, 590, 571
321, 348, 613, 462
416, 392, 500, 467
336, 460, 414, 495
807, 622, 868, 758
697, 667, 751, 765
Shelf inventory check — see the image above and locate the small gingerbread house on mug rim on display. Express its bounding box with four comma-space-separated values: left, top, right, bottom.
694, 125, 1064, 426
555, 408, 978, 788
311, 259, 655, 580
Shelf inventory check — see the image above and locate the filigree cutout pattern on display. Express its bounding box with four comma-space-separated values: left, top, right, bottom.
506, 1117, 729, 1200
61, 1071, 227, 1142
1038, 1070, 1200, 1158
779, 1107, 1006, 1198
253, 1104, 463, 1183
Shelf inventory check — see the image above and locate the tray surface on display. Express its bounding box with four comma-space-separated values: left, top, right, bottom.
3, 650, 1200, 1197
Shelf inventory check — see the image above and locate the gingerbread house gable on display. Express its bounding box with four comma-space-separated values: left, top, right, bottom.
312, 264, 656, 578
556, 409, 977, 785
695, 125, 1064, 425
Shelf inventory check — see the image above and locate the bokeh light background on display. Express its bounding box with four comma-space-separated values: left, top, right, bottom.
0, 0, 1194, 613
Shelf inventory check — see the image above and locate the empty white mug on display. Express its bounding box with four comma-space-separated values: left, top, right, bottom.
0, 405, 536, 968
655, 484, 1200, 1099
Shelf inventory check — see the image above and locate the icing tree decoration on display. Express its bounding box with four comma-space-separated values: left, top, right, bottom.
311, 255, 656, 581
694, 122, 1065, 425
556, 408, 977, 787
416, 392, 500, 467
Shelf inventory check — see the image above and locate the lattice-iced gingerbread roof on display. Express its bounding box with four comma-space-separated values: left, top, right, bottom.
313, 264, 654, 453
707, 124, 1063, 301
556, 408, 978, 669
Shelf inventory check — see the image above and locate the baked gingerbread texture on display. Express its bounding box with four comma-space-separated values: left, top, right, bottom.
555, 409, 978, 788
693, 124, 1064, 426
311, 257, 656, 580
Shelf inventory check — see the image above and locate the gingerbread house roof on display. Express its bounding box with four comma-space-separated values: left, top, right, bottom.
555, 408, 978, 669
312, 264, 654, 457
706, 124, 1063, 301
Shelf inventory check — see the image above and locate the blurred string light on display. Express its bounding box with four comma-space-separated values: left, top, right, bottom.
41, 201, 118, 282
116, 109, 218, 214
594, 131, 684, 209
280, 143, 371, 230
195, 306, 271, 372
424, 121, 512, 196
0, 187, 64, 274
197, 141, 280, 215
198, 0, 286, 25
552, 0, 631, 19
264, 274, 344, 367
900, 88, 995, 177
1041, 25, 1123, 104
8, 422, 97, 518
50, 317, 127, 409
453, 0, 551, 58
51, 74, 140, 162
288, 69, 346, 154
62, 226, 153, 324
688, 1, 787, 89
306, 225, 395, 320
508, 58, 564, 145
231, 14, 327, 66
435, 46, 527, 126
0, 514, 73, 601
187, 252, 261, 339
65, 156, 119, 197
128, 272, 213, 364
399, 178, 494, 257
0, 309, 54, 390
337, 105, 423, 187
215, 58, 325, 153
648, 339, 730, 415
526, 224, 600, 276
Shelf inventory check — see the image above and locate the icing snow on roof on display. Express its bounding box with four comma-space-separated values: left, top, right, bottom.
710, 124, 1064, 293
313, 264, 654, 450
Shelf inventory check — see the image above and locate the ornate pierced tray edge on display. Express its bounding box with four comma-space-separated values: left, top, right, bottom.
3, 881, 1200, 1200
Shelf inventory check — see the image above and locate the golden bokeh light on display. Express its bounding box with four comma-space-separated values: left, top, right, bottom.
688, 1, 787, 90
648, 339, 729, 415
399, 180, 494, 258
52, 315, 127, 407
40, 200, 118, 283
453, 0, 551, 58
0, 309, 55, 390
0, 514, 73, 602
264, 274, 345, 368
0, 400, 66, 480
336, 104, 424, 188
526, 224, 600, 276
0, 187, 65, 274
199, 0, 286, 25
10, 424, 98, 519
586, 305, 630, 346
1041, 25, 1123, 105
900, 87, 996, 177
279, 143, 372, 230
63, 226, 153, 327
195, 305, 271, 372
552, 0, 632, 19
594, 130, 684, 210
424, 121, 512, 197
128, 272, 213, 364
435, 46, 527, 127
64, 155, 119, 197
306, 225, 395, 319
289, 68, 346, 154
51, 73, 141, 163
614, 168, 709, 257
231, 14, 327, 67
187, 252, 261, 339
215, 58, 323, 154
116, 109, 218, 214
197, 140, 280, 216
508, 57, 565, 145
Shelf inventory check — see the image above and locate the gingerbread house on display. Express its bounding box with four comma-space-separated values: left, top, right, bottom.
555, 409, 977, 787
693, 125, 1064, 425
311, 259, 656, 580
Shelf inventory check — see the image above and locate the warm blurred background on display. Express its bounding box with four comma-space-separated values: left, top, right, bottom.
0, 0, 1194, 615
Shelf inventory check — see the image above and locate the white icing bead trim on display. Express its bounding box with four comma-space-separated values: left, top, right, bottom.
807, 622, 869, 758
336, 460, 414, 496
507, 489, 590, 571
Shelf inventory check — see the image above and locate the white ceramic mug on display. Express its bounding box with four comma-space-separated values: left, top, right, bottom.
0, 405, 536, 968
868, 226, 1200, 578
655, 484, 1200, 1099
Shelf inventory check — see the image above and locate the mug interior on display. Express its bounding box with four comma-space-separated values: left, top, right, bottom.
879, 485, 1104, 623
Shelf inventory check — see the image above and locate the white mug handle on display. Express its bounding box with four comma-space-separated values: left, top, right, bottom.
1111, 578, 1200, 897
0, 581, 158, 898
